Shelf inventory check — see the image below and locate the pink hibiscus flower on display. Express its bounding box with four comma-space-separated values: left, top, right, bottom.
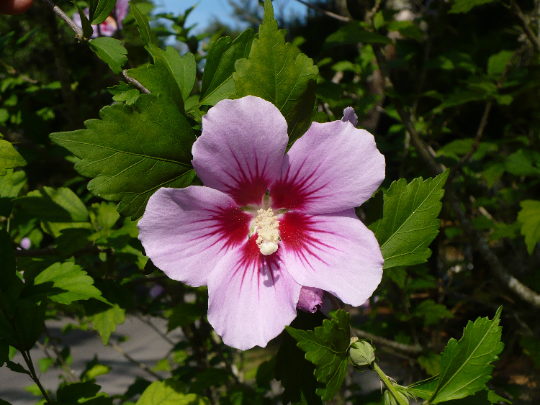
138, 96, 385, 350
73, 0, 129, 38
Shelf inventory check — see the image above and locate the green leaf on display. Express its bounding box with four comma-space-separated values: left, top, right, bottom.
167, 303, 205, 331
0, 138, 26, 176
449, 0, 496, 14
130, 2, 157, 47
109, 83, 140, 105
505, 150, 540, 176
429, 307, 504, 403
136, 379, 209, 405
517, 200, 540, 255
6, 360, 31, 376
50, 95, 197, 219
286, 310, 350, 401
129, 47, 196, 112
12, 299, 47, 350
0, 169, 27, 217
73, 2, 94, 39
15, 186, 89, 223
89, 37, 128, 74
386, 21, 423, 41
234, 0, 319, 144
0, 230, 16, 287
89, 304, 125, 345
520, 335, 540, 369
200, 29, 255, 106
57, 381, 100, 403
413, 300, 454, 326
487, 50, 514, 77
368, 170, 449, 269
407, 375, 439, 399
33, 262, 108, 305
325, 23, 392, 48
275, 311, 324, 405
89, 0, 117, 25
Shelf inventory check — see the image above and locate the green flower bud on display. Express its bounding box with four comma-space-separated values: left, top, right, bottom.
348, 338, 375, 368
383, 390, 410, 405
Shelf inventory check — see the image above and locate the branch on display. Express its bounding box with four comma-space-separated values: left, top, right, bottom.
352, 328, 424, 355
370, 41, 540, 310
294, 0, 350, 22
21, 350, 53, 404
512, 2, 540, 52
41, 0, 84, 39
43, 327, 79, 382
123, 70, 151, 94
108, 339, 163, 380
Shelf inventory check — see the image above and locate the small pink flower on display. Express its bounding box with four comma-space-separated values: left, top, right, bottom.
138, 96, 385, 350
73, 0, 129, 38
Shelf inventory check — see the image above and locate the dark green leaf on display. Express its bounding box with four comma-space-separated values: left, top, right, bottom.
325, 23, 392, 48
386, 21, 423, 41
407, 375, 439, 399
413, 300, 454, 326
130, 2, 157, 47
0, 138, 26, 176
73, 2, 94, 39
0, 169, 26, 216
167, 303, 205, 331
286, 310, 350, 401
505, 150, 540, 176
50, 95, 196, 219
57, 381, 100, 403
13, 300, 47, 350
517, 200, 540, 255
89, 37, 128, 74
449, 0, 496, 14
487, 50, 513, 77
429, 307, 504, 403
368, 170, 449, 269
89, 0, 117, 25
136, 379, 209, 405
32, 262, 108, 305
234, 0, 318, 144
6, 360, 31, 376
275, 311, 324, 405
200, 29, 255, 106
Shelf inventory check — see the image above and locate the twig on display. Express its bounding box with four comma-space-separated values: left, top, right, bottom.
122, 70, 151, 94
136, 315, 175, 346
294, 0, 350, 22
14, 246, 58, 257
370, 38, 540, 310
21, 350, 53, 404
41, 0, 84, 39
352, 328, 424, 355
43, 327, 79, 382
512, 2, 540, 52
109, 340, 163, 380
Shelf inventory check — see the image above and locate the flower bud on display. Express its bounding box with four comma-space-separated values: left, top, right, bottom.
348, 338, 375, 368
384, 390, 410, 405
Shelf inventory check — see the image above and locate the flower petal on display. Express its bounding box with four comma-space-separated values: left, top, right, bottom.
138, 186, 252, 287
207, 238, 301, 350
193, 96, 288, 206
297, 286, 324, 313
279, 209, 383, 306
270, 120, 385, 214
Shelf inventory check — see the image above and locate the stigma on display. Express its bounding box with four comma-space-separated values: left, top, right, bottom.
252, 208, 280, 255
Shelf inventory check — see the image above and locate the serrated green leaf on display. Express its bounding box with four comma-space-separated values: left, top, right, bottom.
487, 50, 513, 76
517, 200, 540, 255
200, 29, 255, 106
74, 2, 94, 39
234, 0, 318, 144
32, 262, 107, 305
429, 307, 504, 403
89, 304, 125, 345
487, 390, 512, 404
505, 150, 540, 176
407, 375, 439, 399
136, 379, 209, 405
89, 0, 117, 25
50, 95, 196, 219
413, 299, 454, 326
130, 2, 157, 47
15, 186, 89, 223
286, 310, 350, 401
368, 170, 449, 269
0, 138, 26, 176
449, 0, 496, 14
154, 48, 196, 102
276, 311, 324, 405
325, 23, 393, 48
89, 37, 128, 74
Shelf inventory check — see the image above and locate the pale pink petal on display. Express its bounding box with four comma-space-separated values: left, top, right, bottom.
115, 0, 130, 28
98, 17, 118, 37
193, 96, 288, 207
297, 286, 324, 313
72, 8, 98, 38
207, 238, 301, 350
138, 186, 252, 287
279, 209, 383, 306
270, 120, 385, 214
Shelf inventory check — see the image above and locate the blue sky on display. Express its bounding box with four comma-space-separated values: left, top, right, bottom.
153, 0, 307, 33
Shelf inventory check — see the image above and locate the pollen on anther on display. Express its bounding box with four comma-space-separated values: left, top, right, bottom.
253, 208, 280, 255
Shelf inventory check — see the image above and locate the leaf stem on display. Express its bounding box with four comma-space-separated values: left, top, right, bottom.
372, 362, 408, 405
41, 0, 84, 39
21, 350, 53, 404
